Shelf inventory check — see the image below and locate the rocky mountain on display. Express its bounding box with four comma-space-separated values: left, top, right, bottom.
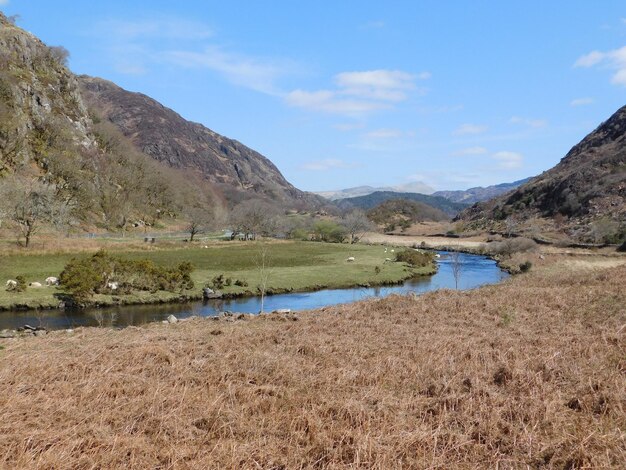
79, 76, 318, 206
433, 178, 532, 204
316, 181, 434, 200
0, 12, 321, 238
459, 105, 626, 243
336, 191, 468, 217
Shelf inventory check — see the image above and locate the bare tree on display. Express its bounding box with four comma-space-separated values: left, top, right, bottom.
230, 199, 280, 240
0, 177, 57, 247
342, 209, 374, 244
449, 248, 463, 290
185, 207, 213, 242
254, 243, 273, 313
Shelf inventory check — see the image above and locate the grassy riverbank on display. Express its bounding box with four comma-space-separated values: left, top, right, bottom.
0, 253, 624, 468
0, 241, 435, 310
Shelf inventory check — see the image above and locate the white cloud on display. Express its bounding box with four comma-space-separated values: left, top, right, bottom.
301, 158, 358, 171
335, 70, 417, 102
574, 46, 626, 86
364, 128, 405, 139
492, 151, 523, 169
454, 146, 488, 156
286, 69, 420, 117
0, 0, 10, 5
454, 123, 488, 135
570, 97, 594, 107
286, 90, 388, 116
417, 71, 432, 80
99, 18, 213, 41
510, 116, 547, 128
165, 46, 294, 95
333, 122, 365, 132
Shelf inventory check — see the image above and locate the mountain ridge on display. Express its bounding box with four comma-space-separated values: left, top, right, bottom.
458, 105, 626, 242
335, 191, 468, 217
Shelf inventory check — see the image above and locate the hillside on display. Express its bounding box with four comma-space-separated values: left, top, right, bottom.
337, 191, 467, 216
0, 13, 320, 241
434, 177, 532, 204
459, 105, 626, 243
367, 199, 449, 230
79, 76, 318, 206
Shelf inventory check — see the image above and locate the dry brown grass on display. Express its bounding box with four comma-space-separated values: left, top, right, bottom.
0, 258, 624, 469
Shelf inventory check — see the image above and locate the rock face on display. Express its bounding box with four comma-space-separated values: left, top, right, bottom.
0, 14, 94, 173
0, 12, 320, 216
79, 76, 320, 206
458, 105, 626, 241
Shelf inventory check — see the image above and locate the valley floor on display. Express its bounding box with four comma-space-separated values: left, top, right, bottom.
0, 241, 433, 311
0, 252, 624, 468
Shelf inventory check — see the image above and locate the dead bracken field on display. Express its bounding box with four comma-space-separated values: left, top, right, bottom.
0, 257, 624, 469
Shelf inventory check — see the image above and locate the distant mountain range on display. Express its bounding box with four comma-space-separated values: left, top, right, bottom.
335, 191, 468, 217
318, 179, 532, 206
316, 182, 435, 200
433, 178, 532, 204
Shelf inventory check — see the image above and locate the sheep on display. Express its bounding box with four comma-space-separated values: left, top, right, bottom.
385, 257, 392, 262
6, 280, 17, 289
346, 257, 355, 262
390, 249, 395, 253
45, 276, 59, 286
106, 281, 119, 290
29, 282, 43, 288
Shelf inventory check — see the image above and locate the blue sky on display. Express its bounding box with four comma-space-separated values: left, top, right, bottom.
2, 1, 626, 191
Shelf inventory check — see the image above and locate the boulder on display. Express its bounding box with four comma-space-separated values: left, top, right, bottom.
167, 315, 178, 324
203, 288, 222, 299
273, 309, 292, 314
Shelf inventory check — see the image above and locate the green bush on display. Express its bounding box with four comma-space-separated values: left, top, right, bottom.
59, 250, 194, 303
395, 249, 434, 268
234, 279, 248, 287
6, 275, 27, 293
311, 220, 346, 243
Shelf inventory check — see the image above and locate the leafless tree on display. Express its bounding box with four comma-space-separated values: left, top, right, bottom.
450, 248, 463, 290
342, 209, 374, 244
0, 177, 57, 247
230, 199, 280, 240
254, 243, 273, 313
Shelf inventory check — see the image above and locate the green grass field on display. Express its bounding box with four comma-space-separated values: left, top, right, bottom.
0, 241, 435, 310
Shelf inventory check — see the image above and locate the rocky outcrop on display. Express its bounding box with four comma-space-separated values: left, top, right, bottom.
458, 105, 626, 242
79, 76, 322, 206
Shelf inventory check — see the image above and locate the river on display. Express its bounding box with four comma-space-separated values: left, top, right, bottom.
0, 252, 508, 330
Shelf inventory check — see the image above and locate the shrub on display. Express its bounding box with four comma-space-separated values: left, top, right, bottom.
395, 249, 434, 268
618, 241, 626, 252
234, 279, 248, 287
490, 237, 537, 257
311, 220, 346, 243
374, 266, 381, 275
60, 250, 194, 303
519, 261, 532, 273
6, 275, 27, 293
210, 274, 226, 289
